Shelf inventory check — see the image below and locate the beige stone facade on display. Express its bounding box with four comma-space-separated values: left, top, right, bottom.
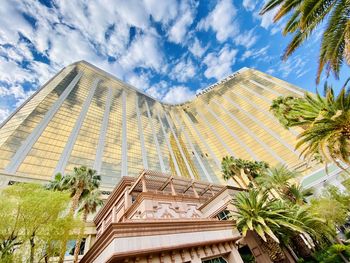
78, 170, 295, 263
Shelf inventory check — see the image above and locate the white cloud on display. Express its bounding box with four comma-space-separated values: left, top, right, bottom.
243, 0, 257, 11
241, 45, 269, 61
0, 83, 35, 108
162, 86, 195, 104
145, 81, 195, 104
198, 0, 238, 42
125, 71, 150, 91
170, 57, 196, 82
188, 38, 208, 58
119, 31, 165, 72
168, 0, 197, 44
114, 0, 150, 29
0, 58, 34, 85
145, 81, 168, 100
234, 29, 258, 49
275, 55, 308, 79
144, 0, 179, 24
0, 0, 33, 45
203, 45, 238, 80
254, 5, 282, 34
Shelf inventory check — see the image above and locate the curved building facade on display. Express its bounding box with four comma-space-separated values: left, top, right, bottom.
0, 61, 315, 189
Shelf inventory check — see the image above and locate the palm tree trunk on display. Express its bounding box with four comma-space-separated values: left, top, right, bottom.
344, 26, 350, 65
259, 235, 286, 262
246, 173, 258, 188
291, 234, 312, 259
237, 170, 249, 189
29, 232, 35, 263
231, 177, 244, 188
73, 210, 87, 263
71, 187, 84, 215
58, 186, 84, 263
237, 175, 248, 188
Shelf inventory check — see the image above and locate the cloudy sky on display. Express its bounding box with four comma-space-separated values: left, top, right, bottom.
0, 0, 348, 122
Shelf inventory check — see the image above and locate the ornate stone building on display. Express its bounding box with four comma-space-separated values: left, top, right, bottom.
79, 170, 294, 263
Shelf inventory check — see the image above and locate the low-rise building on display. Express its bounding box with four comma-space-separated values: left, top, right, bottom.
79, 170, 294, 263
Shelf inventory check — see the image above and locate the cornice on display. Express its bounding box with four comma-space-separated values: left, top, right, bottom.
80, 220, 238, 263
105, 237, 237, 263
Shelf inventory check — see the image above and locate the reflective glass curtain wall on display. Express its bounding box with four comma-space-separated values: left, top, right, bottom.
0, 61, 310, 189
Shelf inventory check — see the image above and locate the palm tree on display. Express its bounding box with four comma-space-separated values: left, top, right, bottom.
63, 166, 101, 215
47, 166, 101, 263
255, 165, 315, 206
73, 190, 103, 263
238, 158, 269, 185
290, 205, 335, 259
260, 0, 350, 83
46, 173, 66, 191
233, 189, 305, 262
222, 157, 269, 188
287, 184, 313, 205
256, 165, 298, 197
222, 156, 246, 188
270, 96, 302, 129
270, 80, 350, 170
294, 82, 350, 170
299, 206, 334, 237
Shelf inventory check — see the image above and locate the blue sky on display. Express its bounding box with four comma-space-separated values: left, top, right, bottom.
0, 0, 349, 122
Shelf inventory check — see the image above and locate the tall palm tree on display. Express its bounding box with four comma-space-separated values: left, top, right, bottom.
233, 189, 305, 262
46, 173, 66, 191
222, 156, 269, 188
282, 205, 334, 259
47, 166, 101, 263
222, 156, 246, 188
293, 205, 335, 242
270, 96, 302, 129
260, 0, 350, 83
73, 190, 103, 263
294, 82, 350, 170
270, 80, 350, 170
238, 158, 269, 185
62, 166, 101, 215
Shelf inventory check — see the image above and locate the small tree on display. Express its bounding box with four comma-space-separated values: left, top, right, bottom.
310, 186, 350, 228
0, 183, 80, 262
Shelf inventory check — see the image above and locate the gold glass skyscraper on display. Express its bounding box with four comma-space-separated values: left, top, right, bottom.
0, 61, 317, 190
